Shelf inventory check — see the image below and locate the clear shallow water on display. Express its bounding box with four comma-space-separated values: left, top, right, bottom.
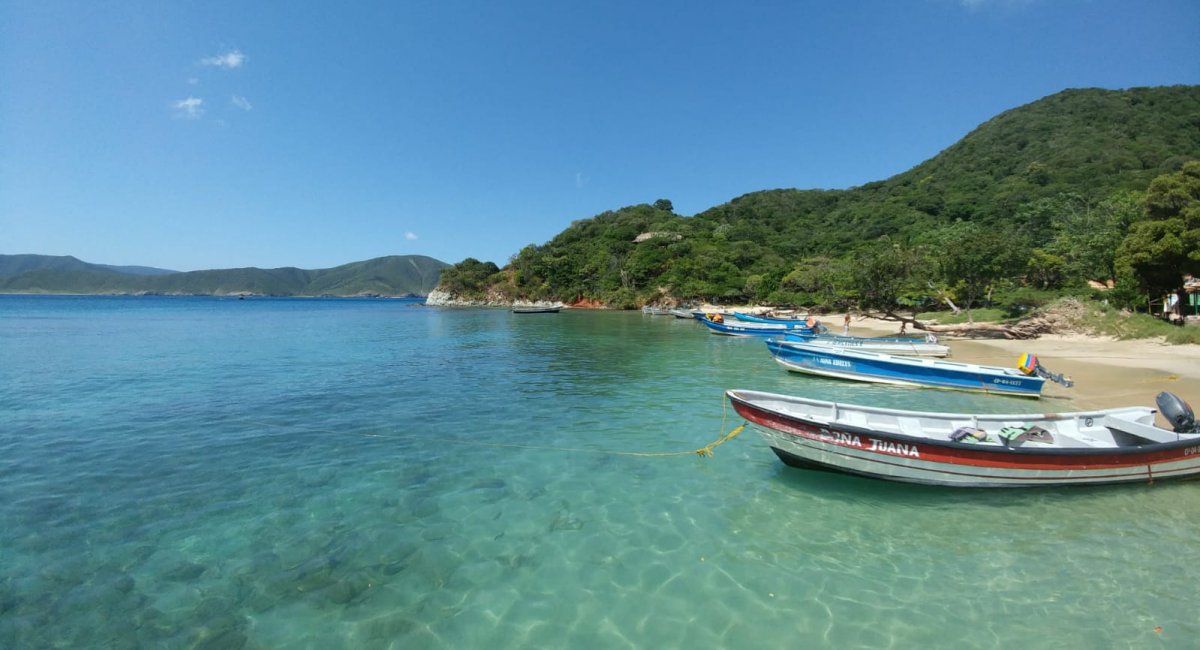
1, 296, 1196, 649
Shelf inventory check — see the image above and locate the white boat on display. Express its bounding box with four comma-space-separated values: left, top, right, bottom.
783, 332, 951, 357
512, 303, 562, 313
726, 389, 1200, 487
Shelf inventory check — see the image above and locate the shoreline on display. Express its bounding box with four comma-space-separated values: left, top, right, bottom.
848, 316, 1200, 415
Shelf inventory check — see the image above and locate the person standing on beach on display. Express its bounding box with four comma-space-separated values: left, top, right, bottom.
843, 312, 851, 335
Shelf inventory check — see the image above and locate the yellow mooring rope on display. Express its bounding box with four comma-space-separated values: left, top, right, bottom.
692, 424, 745, 457
422, 423, 746, 459
416, 397, 747, 459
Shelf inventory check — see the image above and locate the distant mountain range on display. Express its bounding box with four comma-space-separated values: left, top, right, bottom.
0, 254, 449, 297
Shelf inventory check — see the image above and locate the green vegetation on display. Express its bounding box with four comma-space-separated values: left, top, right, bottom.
1062, 299, 1200, 345
438, 86, 1200, 323
1115, 160, 1200, 309
0, 255, 448, 297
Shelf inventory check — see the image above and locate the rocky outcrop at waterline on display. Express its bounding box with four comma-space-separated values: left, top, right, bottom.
424, 288, 511, 307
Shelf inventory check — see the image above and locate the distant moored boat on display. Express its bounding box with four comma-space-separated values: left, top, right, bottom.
512, 303, 562, 313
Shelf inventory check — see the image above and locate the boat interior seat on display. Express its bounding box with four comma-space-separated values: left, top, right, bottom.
1100, 414, 1178, 444
895, 416, 923, 436
1047, 420, 1100, 447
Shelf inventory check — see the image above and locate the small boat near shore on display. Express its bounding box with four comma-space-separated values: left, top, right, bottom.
726, 388, 1200, 487
512, 303, 562, 313
765, 340, 1067, 397
699, 314, 821, 337
732, 312, 813, 325
783, 331, 951, 357
641, 306, 673, 316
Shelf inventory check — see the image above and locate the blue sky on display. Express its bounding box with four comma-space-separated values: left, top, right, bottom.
2, 0, 1198, 271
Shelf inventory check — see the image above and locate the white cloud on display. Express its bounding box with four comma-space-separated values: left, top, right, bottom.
575, 172, 589, 189
405, 232, 419, 241
187, 77, 199, 85
231, 95, 253, 111
200, 50, 246, 69
172, 97, 204, 118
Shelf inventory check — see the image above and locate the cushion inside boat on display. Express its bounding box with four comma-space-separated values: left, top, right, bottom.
999, 425, 1055, 447
950, 426, 989, 443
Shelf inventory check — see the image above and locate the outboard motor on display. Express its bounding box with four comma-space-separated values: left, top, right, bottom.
1016, 353, 1074, 388
1156, 392, 1199, 433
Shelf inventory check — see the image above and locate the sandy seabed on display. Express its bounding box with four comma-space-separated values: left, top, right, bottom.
848, 316, 1200, 417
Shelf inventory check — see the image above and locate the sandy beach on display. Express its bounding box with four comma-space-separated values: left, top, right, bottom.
848, 315, 1200, 417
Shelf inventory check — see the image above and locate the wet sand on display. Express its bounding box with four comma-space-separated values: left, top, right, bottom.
849, 316, 1200, 417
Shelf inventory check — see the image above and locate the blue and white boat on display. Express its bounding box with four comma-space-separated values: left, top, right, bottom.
732, 312, 814, 325
699, 315, 820, 337
764, 339, 1070, 397
783, 331, 951, 358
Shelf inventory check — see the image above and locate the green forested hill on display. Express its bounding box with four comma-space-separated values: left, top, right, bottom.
688, 86, 1200, 272
0, 255, 449, 296
439, 85, 1200, 309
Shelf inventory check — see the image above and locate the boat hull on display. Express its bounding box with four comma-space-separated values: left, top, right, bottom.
727, 391, 1200, 487
766, 339, 1042, 396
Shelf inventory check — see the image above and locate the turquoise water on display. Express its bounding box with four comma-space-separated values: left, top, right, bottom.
1, 296, 1196, 649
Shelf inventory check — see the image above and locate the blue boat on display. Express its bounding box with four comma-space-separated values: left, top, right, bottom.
764, 339, 1069, 397
698, 315, 820, 337
732, 312, 815, 325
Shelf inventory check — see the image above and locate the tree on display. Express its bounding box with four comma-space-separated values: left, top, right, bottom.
436, 257, 500, 295
781, 256, 852, 308
653, 199, 674, 213
1026, 249, 1067, 289
921, 221, 1025, 321
847, 238, 933, 324
1042, 191, 1138, 285
1116, 161, 1200, 309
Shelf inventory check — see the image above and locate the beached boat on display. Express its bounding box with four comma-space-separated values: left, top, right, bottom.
512, 304, 562, 313
669, 308, 695, 319
725, 388, 1200, 487
733, 312, 813, 325
765, 340, 1069, 397
783, 331, 951, 357
699, 315, 820, 337
641, 306, 673, 316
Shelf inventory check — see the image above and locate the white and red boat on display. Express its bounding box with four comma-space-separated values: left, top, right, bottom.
726, 388, 1200, 487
